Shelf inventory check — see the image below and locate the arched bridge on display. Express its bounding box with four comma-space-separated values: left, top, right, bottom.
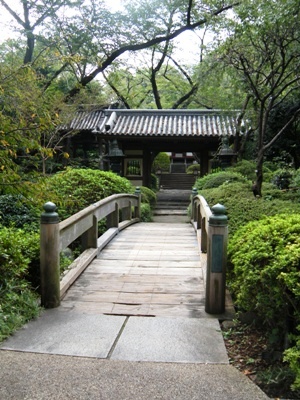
40, 191, 233, 319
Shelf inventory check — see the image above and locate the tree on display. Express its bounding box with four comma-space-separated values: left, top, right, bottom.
0, 0, 83, 64
0, 0, 239, 101
0, 0, 241, 185
64, 0, 239, 100
0, 42, 79, 186
220, 0, 300, 195
103, 52, 200, 109
265, 96, 300, 169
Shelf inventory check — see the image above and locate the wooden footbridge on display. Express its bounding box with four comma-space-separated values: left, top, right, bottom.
40, 191, 233, 319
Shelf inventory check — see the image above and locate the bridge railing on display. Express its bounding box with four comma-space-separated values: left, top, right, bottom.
191, 193, 228, 314
40, 192, 141, 308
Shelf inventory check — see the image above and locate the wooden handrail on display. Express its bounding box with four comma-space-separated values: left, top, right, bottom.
40, 193, 141, 308
191, 193, 228, 314
191, 194, 212, 253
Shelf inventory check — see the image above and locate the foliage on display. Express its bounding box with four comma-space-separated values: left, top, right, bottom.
195, 170, 247, 190
0, 58, 74, 184
150, 173, 159, 191
226, 160, 268, 182
265, 96, 300, 169
105, 61, 198, 109
152, 152, 170, 173
186, 163, 200, 175
39, 168, 134, 219
194, 55, 245, 109
0, 227, 40, 341
200, 162, 300, 392
220, 0, 300, 195
290, 168, 300, 190
140, 186, 157, 208
0, 0, 238, 104
284, 325, 300, 390
0, 194, 39, 230
271, 168, 294, 190
140, 203, 153, 222
200, 181, 300, 236
228, 214, 300, 343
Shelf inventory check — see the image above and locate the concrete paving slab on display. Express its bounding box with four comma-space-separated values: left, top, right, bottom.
0, 351, 270, 400
111, 317, 228, 364
1, 309, 126, 358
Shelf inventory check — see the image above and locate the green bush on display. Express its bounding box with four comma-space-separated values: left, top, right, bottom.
290, 168, 300, 190
0, 227, 41, 341
140, 186, 156, 208
152, 152, 170, 172
200, 181, 300, 236
228, 213, 300, 390
227, 159, 273, 182
187, 164, 200, 175
140, 203, 153, 222
271, 168, 294, 190
0, 194, 40, 230
151, 173, 159, 191
227, 160, 257, 181
284, 325, 300, 390
41, 168, 134, 219
228, 214, 300, 335
195, 171, 248, 190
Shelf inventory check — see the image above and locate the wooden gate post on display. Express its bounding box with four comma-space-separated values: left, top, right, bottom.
40, 202, 60, 308
205, 203, 228, 314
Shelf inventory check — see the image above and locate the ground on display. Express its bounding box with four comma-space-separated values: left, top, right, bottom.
221, 320, 300, 399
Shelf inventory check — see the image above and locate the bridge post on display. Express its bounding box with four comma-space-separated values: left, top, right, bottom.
40, 202, 60, 308
106, 203, 119, 228
81, 215, 98, 250
134, 187, 141, 219
191, 187, 198, 222
205, 204, 228, 314
122, 201, 132, 221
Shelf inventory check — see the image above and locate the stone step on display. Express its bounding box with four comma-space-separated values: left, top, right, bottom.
159, 173, 196, 190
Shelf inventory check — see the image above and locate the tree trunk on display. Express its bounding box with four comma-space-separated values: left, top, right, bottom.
24, 30, 35, 64
255, 150, 264, 197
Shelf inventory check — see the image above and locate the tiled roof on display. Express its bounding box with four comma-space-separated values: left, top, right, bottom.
61, 108, 240, 137
95, 109, 239, 138
61, 107, 106, 130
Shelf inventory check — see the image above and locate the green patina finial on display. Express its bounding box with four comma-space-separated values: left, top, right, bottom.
135, 186, 141, 195
209, 203, 227, 226
41, 202, 59, 224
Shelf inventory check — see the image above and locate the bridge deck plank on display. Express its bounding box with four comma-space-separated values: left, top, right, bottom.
61, 222, 207, 318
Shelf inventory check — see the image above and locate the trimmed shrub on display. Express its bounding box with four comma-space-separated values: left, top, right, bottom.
228, 214, 300, 338
227, 160, 257, 180
40, 168, 134, 219
195, 171, 248, 190
200, 181, 300, 236
152, 152, 170, 172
